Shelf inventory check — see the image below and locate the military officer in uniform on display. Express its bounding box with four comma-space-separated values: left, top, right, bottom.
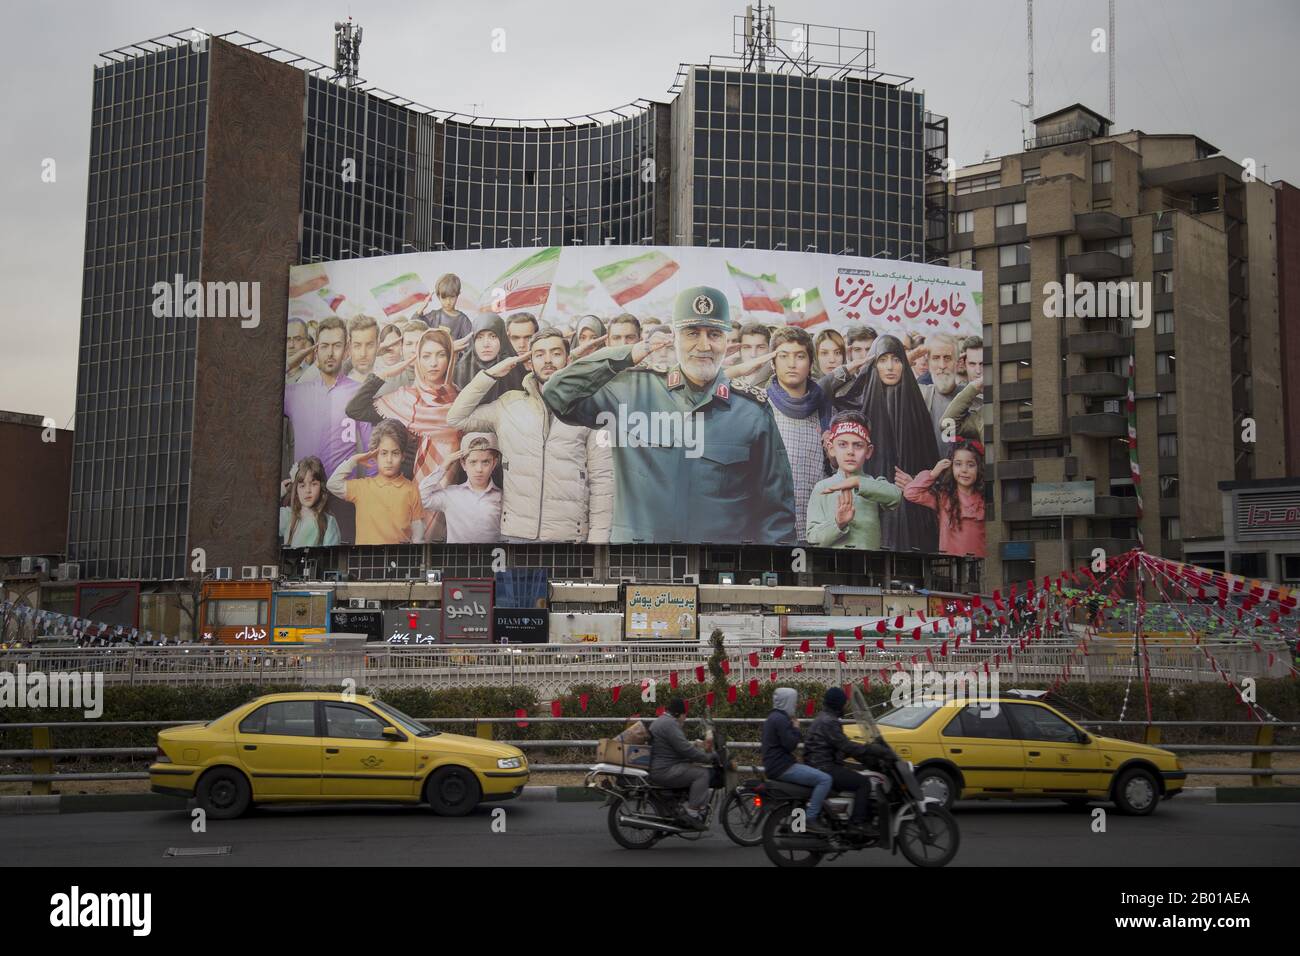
542, 285, 797, 545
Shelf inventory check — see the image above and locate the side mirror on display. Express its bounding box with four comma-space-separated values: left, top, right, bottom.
381, 726, 403, 741
1077, 732, 1091, 745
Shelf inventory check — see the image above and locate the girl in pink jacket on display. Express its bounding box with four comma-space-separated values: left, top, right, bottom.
903, 438, 987, 558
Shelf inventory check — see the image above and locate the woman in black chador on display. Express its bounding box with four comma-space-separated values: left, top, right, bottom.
846, 334, 941, 553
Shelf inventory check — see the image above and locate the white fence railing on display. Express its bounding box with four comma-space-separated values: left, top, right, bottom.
0, 640, 1289, 695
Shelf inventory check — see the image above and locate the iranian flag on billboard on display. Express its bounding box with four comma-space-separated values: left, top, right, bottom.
371, 273, 432, 317
726, 262, 787, 315
593, 250, 680, 306
782, 287, 830, 329
480, 247, 562, 314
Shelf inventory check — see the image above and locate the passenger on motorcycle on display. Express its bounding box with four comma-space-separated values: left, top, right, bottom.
648, 698, 713, 828
761, 687, 833, 833
805, 687, 892, 833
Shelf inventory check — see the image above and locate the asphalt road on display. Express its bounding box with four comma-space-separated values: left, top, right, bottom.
4, 798, 1298, 867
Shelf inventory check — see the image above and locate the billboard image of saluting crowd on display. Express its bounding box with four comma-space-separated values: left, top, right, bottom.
280, 245, 985, 557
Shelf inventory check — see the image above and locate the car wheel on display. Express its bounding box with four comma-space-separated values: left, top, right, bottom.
914, 766, 958, 811
425, 766, 482, 816
196, 767, 251, 820
1113, 767, 1160, 816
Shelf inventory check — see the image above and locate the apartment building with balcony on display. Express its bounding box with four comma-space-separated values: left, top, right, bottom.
949, 104, 1289, 591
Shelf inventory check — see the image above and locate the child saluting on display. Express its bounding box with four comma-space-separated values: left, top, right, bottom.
806, 412, 902, 550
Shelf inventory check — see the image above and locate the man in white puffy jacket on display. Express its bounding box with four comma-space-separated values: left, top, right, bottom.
447, 327, 614, 543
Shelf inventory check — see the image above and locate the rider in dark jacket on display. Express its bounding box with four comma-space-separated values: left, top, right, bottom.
804, 687, 891, 830
761, 687, 832, 829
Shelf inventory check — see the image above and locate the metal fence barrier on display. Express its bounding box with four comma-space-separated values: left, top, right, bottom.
1, 717, 1296, 793
2, 640, 1290, 695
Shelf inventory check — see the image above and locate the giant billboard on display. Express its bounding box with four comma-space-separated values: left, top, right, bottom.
281, 246, 984, 555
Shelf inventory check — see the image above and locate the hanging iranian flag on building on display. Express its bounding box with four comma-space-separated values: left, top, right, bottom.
726, 262, 787, 315
481, 246, 562, 313
782, 286, 830, 329
371, 273, 431, 317
1126, 352, 1144, 549
594, 250, 681, 306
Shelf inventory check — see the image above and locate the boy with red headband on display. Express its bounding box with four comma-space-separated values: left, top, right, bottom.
806, 411, 902, 550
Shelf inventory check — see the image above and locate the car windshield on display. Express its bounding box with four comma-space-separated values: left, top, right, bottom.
876, 706, 939, 730
370, 700, 438, 737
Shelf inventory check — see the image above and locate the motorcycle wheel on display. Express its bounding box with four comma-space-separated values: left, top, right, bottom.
607, 796, 664, 850
897, 805, 960, 868
721, 790, 765, 847
761, 804, 825, 868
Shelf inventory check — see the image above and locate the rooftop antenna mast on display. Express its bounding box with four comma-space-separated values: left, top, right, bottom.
1108, 0, 1116, 122
1026, 0, 1035, 120
333, 16, 363, 88
743, 2, 778, 72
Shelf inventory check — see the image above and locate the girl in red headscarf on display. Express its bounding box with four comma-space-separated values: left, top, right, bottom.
902, 437, 987, 558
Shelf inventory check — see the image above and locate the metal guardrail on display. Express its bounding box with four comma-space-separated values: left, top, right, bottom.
1, 641, 1289, 694
1, 717, 1296, 793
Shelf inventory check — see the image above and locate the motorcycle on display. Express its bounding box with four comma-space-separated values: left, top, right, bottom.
586, 718, 766, 848
759, 687, 960, 868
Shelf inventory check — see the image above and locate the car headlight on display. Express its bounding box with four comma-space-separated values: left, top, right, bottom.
497, 757, 523, 770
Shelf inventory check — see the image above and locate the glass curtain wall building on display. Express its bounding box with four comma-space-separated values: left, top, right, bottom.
70, 43, 208, 580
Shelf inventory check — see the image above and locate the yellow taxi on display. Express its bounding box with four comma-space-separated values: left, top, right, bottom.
149, 692, 528, 818
848, 697, 1185, 815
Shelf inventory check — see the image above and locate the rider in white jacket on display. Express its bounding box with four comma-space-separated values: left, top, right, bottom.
447, 327, 614, 543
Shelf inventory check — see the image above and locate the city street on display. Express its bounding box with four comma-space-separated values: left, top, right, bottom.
4, 799, 1297, 867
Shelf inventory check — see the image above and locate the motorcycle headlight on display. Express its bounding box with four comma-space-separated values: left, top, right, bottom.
497, 757, 523, 770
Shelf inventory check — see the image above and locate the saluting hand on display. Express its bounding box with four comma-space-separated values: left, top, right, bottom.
725, 349, 777, 379
571, 334, 608, 360
630, 327, 673, 365
487, 354, 528, 380
376, 353, 417, 381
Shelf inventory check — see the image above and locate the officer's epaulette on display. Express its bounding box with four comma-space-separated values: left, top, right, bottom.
730, 380, 768, 404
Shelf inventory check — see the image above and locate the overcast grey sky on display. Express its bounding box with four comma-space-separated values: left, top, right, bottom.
2, 0, 1297, 427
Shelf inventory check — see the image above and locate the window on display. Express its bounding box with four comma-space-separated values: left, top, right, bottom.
1008, 520, 1061, 541
238, 701, 317, 737
1156, 352, 1176, 375
999, 280, 1031, 305
1156, 270, 1173, 293
943, 705, 1016, 739
1006, 704, 1081, 743
324, 703, 390, 740
1162, 517, 1182, 541
999, 242, 1030, 267
1000, 360, 1032, 384
1160, 475, 1180, 499
1155, 310, 1174, 335
1153, 230, 1174, 254
950, 248, 974, 270
1092, 160, 1113, 184
1158, 433, 1179, 458
1004, 440, 1065, 460
1001, 479, 1033, 503
1022, 168, 1041, 183
955, 210, 974, 234
995, 201, 1026, 227
999, 320, 1032, 345
207, 598, 267, 628
955, 171, 1001, 195
1085, 236, 1133, 258
1001, 400, 1033, 422
1156, 392, 1177, 416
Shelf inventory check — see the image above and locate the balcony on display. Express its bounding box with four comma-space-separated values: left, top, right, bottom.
1075, 211, 1123, 240
1068, 330, 1127, 357
1069, 372, 1128, 396
1094, 495, 1140, 517
1000, 501, 1034, 522
1070, 412, 1127, 437
996, 459, 1037, 480
1064, 251, 1124, 279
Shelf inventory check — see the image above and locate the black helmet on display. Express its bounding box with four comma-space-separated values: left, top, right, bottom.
667, 698, 687, 717
823, 687, 847, 714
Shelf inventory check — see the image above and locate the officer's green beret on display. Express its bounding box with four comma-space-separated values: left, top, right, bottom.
672, 285, 731, 331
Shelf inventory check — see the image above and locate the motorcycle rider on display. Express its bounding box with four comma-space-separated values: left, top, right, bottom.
762, 687, 833, 833
805, 687, 892, 833
648, 698, 714, 828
